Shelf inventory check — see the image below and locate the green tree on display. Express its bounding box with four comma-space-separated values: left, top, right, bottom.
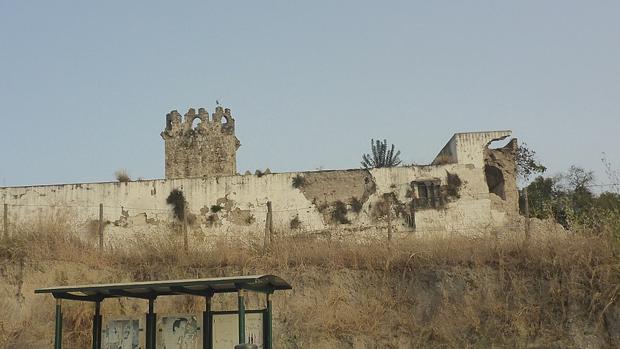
361, 139, 402, 169
516, 143, 547, 181
596, 192, 620, 211
563, 166, 595, 216
525, 176, 557, 219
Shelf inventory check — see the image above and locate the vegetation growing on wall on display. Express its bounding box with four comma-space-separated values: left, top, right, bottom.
292, 174, 306, 189
205, 214, 218, 226
446, 172, 462, 198
114, 169, 131, 183
332, 200, 350, 224
290, 215, 301, 229
245, 214, 255, 225
371, 192, 415, 228
166, 189, 186, 220
361, 139, 402, 169
350, 197, 363, 213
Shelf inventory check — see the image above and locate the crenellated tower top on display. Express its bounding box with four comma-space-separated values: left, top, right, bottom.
161, 106, 241, 179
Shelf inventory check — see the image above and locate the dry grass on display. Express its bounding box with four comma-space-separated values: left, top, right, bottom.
1, 217, 620, 348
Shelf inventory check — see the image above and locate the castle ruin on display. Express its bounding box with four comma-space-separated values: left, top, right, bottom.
1, 105, 526, 243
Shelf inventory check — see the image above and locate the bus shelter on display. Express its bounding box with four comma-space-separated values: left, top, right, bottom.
35, 274, 292, 349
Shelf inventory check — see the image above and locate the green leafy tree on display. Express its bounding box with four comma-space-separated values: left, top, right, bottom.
516, 143, 547, 181
563, 165, 595, 215
361, 139, 402, 169
596, 192, 620, 211
525, 176, 557, 219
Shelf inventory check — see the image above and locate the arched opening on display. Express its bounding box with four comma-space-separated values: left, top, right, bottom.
221, 114, 230, 126
191, 117, 201, 130
485, 165, 505, 199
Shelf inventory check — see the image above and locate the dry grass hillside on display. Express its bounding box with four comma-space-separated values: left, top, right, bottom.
1, 218, 620, 348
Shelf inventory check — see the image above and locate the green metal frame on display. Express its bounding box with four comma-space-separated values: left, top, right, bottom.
36, 275, 289, 349
54, 300, 62, 349
238, 290, 246, 344
92, 301, 102, 349
210, 309, 270, 349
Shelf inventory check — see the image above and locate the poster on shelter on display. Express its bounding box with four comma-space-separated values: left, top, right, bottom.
102, 318, 140, 349
212, 313, 263, 349
156, 314, 201, 349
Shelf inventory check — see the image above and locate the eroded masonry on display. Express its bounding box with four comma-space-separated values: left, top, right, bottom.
0, 106, 522, 243
162, 106, 240, 178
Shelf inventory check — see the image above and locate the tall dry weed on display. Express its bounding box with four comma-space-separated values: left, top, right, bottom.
1, 219, 620, 348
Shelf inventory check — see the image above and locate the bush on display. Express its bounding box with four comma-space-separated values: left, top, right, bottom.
350, 197, 363, 213
292, 175, 306, 189
446, 172, 462, 198
166, 189, 186, 220
332, 201, 350, 224
290, 215, 301, 229
114, 169, 131, 183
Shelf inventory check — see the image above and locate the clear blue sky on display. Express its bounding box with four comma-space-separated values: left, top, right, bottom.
1, 1, 618, 187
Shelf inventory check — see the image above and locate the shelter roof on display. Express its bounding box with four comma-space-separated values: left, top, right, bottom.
35, 274, 291, 302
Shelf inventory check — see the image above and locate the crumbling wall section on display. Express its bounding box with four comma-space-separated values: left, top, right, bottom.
432, 131, 512, 168
484, 138, 519, 216
1, 129, 521, 242
0, 163, 518, 244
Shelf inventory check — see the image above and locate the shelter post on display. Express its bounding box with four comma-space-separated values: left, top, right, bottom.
146, 298, 157, 349
54, 298, 62, 349
266, 293, 273, 349
238, 290, 246, 344
92, 300, 102, 349
203, 295, 213, 349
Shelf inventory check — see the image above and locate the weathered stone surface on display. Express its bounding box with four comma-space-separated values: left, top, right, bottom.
161, 106, 240, 179
0, 128, 522, 243
484, 138, 519, 214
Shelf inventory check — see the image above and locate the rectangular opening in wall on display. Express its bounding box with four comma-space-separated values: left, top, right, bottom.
413, 179, 442, 209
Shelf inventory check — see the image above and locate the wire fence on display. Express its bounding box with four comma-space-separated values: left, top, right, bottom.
1, 189, 536, 250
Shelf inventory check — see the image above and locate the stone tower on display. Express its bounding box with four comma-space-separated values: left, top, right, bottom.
161, 106, 241, 178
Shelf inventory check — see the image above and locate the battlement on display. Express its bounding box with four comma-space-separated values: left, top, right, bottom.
161, 105, 240, 179
162, 106, 235, 139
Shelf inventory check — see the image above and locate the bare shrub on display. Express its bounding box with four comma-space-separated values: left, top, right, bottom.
2, 215, 620, 348
114, 169, 131, 183
290, 215, 301, 230
446, 172, 462, 198
331, 200, 350, 224
350, 197, 363, 213
292, 175, 306, 189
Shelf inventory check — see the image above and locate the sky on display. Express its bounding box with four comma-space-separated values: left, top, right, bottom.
1, 1, 619, 188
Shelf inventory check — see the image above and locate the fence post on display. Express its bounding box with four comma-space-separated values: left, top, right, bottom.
183, 211, 188, 252
410, 201, 416, 232
523, 189, 530, 239
386, 198, 393, 243
3, 203, 7, 239
98, 204, 103, 251
264, 201, 273, 252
